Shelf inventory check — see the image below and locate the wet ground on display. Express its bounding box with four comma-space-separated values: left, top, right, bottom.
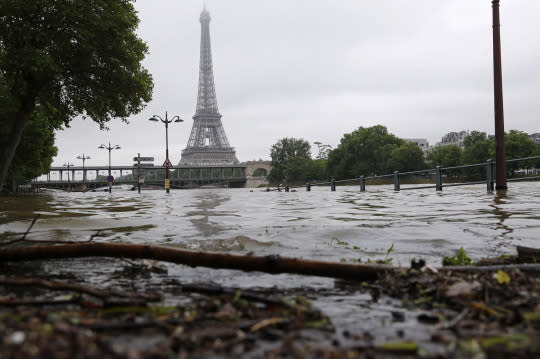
0, 253, 538, 359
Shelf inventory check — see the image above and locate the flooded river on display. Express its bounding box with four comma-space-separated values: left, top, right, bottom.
1, 182, 539, 287
1, 182, 539, 342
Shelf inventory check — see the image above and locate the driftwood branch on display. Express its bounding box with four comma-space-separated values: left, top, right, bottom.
0, 242, 392, 281
1, 243, 538, 282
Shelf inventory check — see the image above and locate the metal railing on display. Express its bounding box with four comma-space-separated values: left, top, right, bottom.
271, 156, 540, 192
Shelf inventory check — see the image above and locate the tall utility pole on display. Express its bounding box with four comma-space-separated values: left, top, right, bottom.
492, 0, 507, 190
149, 112, 183, 193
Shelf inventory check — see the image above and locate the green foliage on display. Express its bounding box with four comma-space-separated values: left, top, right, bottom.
461, 130, 538, 178
0, 81, 57, 188
427, 145, 463, 167
269, 138, 327, 183
327, 125, 405, 179
504, 130, 537, 175
442, 247, 472, 266
370, 243, 395, 264
386, 142, 426, 172
462, 131, 492, 178
0, 0, 153, 125
427, 144, 463, 177
0, 0, 153, 186
6, 116, 58, 187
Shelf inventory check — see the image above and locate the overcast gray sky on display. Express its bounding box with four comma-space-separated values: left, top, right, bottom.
53, 0, 540, 168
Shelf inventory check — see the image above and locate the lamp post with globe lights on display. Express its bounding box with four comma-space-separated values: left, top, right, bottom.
76, 154, 90, 191
98, 142, 121, 193
63, 163, 73, 191
148, 112, 183, 193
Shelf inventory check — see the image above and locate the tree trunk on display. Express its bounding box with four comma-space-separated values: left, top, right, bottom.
0, 93, 35, 187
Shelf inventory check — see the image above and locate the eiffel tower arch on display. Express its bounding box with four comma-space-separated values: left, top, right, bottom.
179, 7, 239, 166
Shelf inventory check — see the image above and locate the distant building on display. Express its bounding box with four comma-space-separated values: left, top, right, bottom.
440, 131, 469, 148
404, 138, 430, 153
529, 133, 540, 144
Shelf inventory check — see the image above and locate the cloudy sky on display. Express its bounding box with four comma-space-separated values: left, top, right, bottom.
53, 0, 540, 168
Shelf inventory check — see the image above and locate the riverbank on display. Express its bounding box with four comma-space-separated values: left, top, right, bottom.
0, 249, 538, 358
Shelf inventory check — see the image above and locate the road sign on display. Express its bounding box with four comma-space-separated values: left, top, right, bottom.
107, 175, 114, 183
162, 159, 173, 167
133, 156, 154, 162
133, 163, 154, 167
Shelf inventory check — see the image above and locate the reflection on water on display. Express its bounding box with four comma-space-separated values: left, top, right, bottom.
1, 183, 540, 281
184, 191, 234, 238
489, 190, 513, 240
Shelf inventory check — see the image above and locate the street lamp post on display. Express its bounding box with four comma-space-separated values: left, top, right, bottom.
76, 154, 90, 191
63, 163, 73, 191
149, 112, 183, 193
98, 142, 121, 193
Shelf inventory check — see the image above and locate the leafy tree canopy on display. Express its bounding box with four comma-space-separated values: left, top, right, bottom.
327, 125, 404, 179
269, 138, 311, 183
462, 131, 492, 166
427, 145, 463, 168
386, 142, 426, 172
0, 0, 154, 186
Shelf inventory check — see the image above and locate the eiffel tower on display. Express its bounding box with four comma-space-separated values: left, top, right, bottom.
179, 7, 239, 166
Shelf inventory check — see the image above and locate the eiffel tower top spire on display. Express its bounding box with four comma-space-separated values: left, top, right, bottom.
195, 6, 219, 117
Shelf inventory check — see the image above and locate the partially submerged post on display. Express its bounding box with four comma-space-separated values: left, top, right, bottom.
492, 0, 507, 190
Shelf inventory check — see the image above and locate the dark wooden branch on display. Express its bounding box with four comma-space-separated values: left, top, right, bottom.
517, 245, 540, 262
0, 242, 392, 281
1, 243, 538, 282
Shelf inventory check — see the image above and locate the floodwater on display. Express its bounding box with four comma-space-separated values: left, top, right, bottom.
1, 182, 539, 343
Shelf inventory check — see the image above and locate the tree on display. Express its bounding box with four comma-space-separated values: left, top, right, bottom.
269, 138, 311, 183
0, 0, 154, 186
4, 115, 58, 192
327, 125, 404, 179
427, 145, 463, 168
426, 145, 463, 177
386, 142, 426, 173
0, 79, 58, 191
503, 130, 537, 175
463, 131, 491, 164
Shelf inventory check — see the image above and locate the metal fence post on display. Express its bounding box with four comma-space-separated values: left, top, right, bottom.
393, 171, 400, 191
306, 182, 311, 191
435, 166, 442, 191
360, 176, 365, 192
331, 179, 336, 191
486, 159, 494, 191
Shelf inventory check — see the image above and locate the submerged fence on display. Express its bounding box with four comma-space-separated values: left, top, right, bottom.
275, 156, 540, 192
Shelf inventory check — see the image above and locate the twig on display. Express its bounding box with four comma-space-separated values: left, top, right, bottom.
88, 231, 101, 242
22, 215, 40, 240
0, 215, 41, 246
0, 227, 101, 247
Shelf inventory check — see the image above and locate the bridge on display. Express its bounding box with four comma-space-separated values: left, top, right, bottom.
33, 161, 271, 190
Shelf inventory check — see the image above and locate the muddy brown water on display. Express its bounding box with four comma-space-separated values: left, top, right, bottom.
1, 182, 539, 349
